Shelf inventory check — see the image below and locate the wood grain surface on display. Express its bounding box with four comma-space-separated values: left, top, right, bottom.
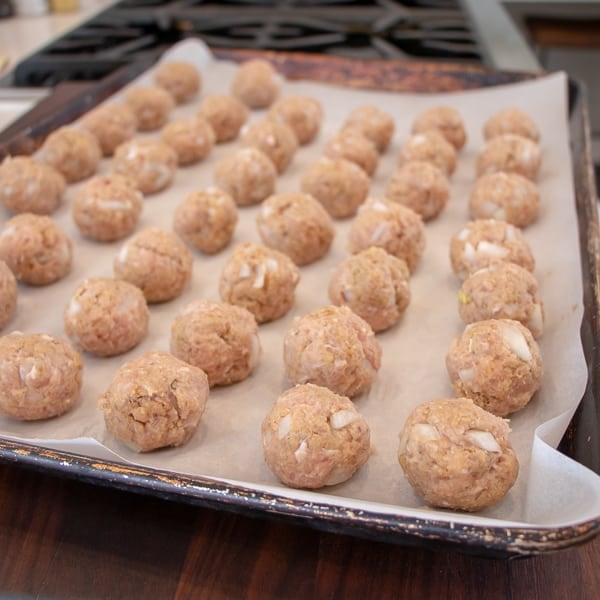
0, 461, 598, 599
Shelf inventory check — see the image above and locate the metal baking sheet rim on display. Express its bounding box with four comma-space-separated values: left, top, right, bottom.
0, 436, 598, 557
0, 52, 598, 557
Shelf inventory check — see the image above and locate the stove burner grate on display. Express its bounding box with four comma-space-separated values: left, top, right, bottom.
12, 0, 482, 87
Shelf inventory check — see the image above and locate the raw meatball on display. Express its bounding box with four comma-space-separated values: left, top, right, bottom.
198, 94, 248, 143
483, 107, 540, 142
63, 277, 149, 357
261, 383, 371, 489
231, 59, 280, 109
240, 118, 298, 174
384, 161, 450, 221
342, 105, 395, 152
300, 157, 370, 219
398, 130, 457, 176
114, 227, 193, 303
268, 95, 323, 144
125, 85, 175, 131
449, 218, 535, 280
112, 139, 177, 195
0, 213, 72, 285
470, 173, 540, 231
398, 397, 519, 511
154, 60, 201, 104
283, 305, 382, 398
0, 260, 17, 330
72, 174, 143, 242
324, 129, 378, 176
170, 299, 261, 387
213, 147, 277, 206
0, 155, 65, 215
328, 246, 410, 333
0, 332, 83, 421
411, 105, 467, 151
256, 192, 335, 265
477, 133, 541, 181
80, 103, 138, 156
458, 262, 544, 338
173, 187, 238, 254
446, 318, 543, 416
219, 242, 300, 323
160, 116, 215, 166
348, 198, 426, 273
37, 126, 101, 183
99, 351, 209, 452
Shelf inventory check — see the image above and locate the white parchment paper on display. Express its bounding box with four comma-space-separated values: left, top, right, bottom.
2, 39, 599, 529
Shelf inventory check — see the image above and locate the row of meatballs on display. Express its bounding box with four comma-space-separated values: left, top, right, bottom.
398, 109, 545, 512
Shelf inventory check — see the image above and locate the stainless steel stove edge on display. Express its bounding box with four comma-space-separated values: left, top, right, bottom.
459, 0, 541, 72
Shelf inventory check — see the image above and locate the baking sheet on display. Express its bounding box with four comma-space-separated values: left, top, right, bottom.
1, 39, 599, 530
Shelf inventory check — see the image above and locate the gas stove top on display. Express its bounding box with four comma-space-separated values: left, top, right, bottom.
11, 0, 486, 87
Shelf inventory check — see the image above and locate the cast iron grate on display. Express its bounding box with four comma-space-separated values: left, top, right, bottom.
12, 0, 482, 87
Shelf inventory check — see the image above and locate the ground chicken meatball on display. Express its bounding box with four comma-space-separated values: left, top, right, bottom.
219, 242, 300, 323
483, 107, 540, 143
348, 198, 426, 273
458, 262, 544, 338
0, 260, 17, 330
170, 299, 261, 387
124, 85, 175, 131
197, 94, 248, 143
231, 59, 280, 109
80, 103, 138, 156
398, 397, 519, 511
240, 118, 298, 174
324, 129, 378, 176
446, 318, 543, 416
0, 155, 65, 215
477, 133, 541, 181
72, 174, 143, 242
268, 95, 323, 145
398, 130, 457, 176
300, 157, 370, 219
411, 105, 467, 151
99, 351, 209, 452
64, 277, 149, 356
328, 247, 410, 333
213, 147, 277, 206
160, 116, 215, 166
342, 105, 395, 153
0, 213, 72, 285
114, 227, 193, 303
37, 126, 101, 183
112, 139, 177, 195
173, 187, 238, 254
449, 218, 535, 280
469, 171, 540, 227
283, 305, 381, 398
154, 60, 201, 104
384, 160, 450, 221
0, 332, 83, 421
256, 192, 335, 265
262, 383, 371, 489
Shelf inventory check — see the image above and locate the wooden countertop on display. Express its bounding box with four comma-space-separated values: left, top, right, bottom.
0, 460, 598, 599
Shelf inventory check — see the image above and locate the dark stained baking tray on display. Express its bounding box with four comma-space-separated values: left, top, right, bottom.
0, 48, 598, 557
